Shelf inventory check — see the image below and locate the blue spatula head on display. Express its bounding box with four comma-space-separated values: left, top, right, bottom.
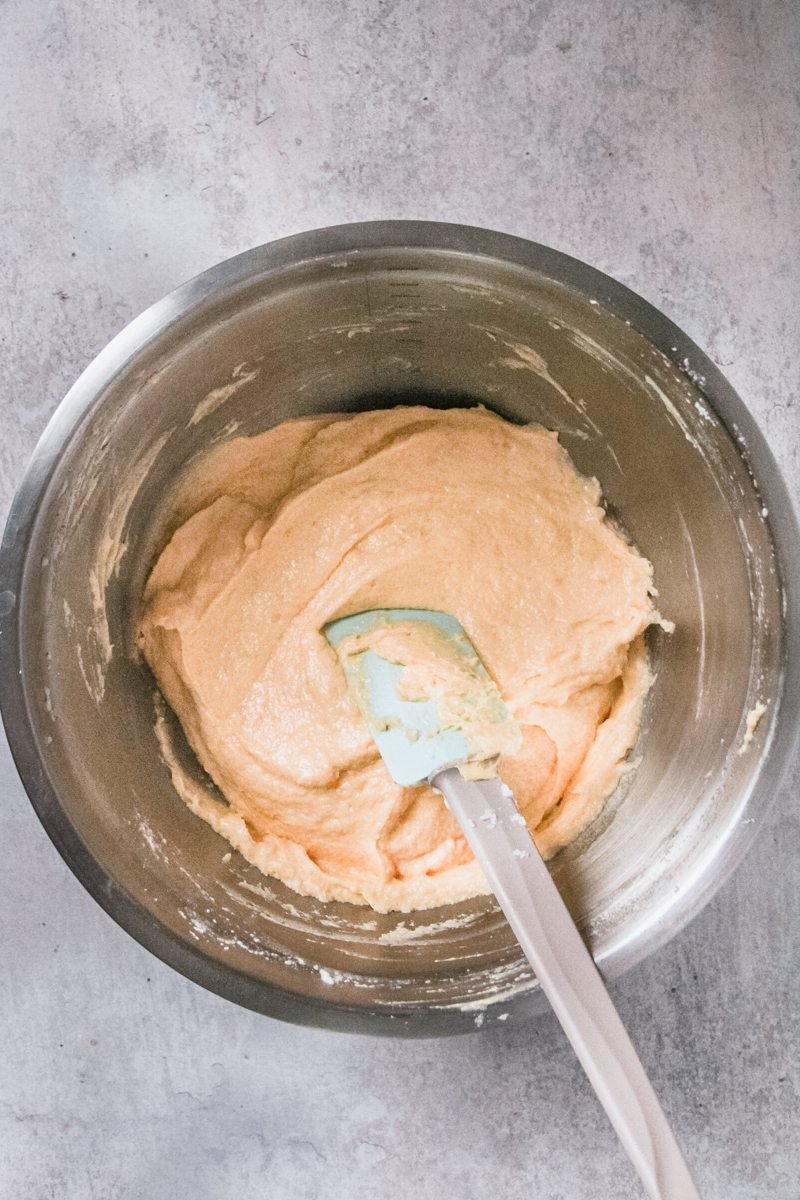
324, 608, 521, 787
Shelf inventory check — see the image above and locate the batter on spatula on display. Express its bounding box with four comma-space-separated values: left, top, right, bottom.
138, 406, 668, 912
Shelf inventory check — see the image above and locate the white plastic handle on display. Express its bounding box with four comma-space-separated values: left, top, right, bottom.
434, 769, 701, 1200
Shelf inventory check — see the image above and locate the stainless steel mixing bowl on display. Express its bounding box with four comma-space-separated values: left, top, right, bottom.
2, 222, 798, 1035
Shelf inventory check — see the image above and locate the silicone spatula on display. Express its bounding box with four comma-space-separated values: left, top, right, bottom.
325, 608, 700, 1200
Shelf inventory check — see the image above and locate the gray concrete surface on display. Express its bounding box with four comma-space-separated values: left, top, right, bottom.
2, 1, 799, 1197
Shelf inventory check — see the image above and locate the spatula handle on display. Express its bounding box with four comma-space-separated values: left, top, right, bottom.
434, 768, 701, 1200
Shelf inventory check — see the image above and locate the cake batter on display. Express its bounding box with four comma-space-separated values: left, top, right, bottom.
139, 406, 665, 912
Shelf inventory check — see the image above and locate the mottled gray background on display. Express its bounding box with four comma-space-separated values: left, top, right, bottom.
1, 2, 798, 1197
